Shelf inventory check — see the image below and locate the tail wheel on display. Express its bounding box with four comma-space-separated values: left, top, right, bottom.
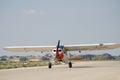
68, 62, 72, 68
48, 62, 52, 69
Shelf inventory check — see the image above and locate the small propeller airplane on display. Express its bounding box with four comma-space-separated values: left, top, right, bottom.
4, 40, 120, 68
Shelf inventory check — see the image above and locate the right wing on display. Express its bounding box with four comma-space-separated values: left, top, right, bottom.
64, 43, 120, 51
4, 46, 55, 52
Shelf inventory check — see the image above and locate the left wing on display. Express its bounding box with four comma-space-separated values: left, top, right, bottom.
4, 46, 55, 52
64, 43, 120, 51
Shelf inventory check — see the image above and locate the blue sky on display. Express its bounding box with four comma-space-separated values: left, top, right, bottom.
0, 0, 120, 56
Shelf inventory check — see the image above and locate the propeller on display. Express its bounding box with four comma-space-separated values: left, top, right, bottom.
56, 40, 60, 57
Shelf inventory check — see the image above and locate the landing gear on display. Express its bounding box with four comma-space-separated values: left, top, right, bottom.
48, 62, 52, 69
68, 62, 72, 68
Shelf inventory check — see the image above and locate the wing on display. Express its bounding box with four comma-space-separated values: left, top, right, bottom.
4, 43, 120, 52
64, 43, 120, 51
4, 46, 55, 52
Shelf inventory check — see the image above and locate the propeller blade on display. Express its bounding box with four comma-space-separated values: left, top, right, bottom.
56, 40, 60, 57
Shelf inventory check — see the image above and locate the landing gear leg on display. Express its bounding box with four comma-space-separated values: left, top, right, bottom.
48, 62, 52, 69
68, 62, 72, 68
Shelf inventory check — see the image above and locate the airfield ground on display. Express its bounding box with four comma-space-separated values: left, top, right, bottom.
0, 61, 120, 80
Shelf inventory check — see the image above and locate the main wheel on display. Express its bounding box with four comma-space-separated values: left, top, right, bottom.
48, 62, 52, 68
68, 62, 72, 68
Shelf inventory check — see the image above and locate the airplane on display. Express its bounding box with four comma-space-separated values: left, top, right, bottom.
3, 40, 120, 68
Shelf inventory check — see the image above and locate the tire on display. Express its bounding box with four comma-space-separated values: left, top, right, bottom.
68, 62, 72, 68
48, 62, 52, 69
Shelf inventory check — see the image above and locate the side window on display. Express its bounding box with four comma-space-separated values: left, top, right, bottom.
53, 50, 56, 52
59, 50, 62, 52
